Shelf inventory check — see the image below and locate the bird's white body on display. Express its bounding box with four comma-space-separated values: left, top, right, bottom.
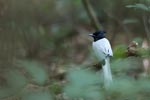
92, 38, 113, 88
92, 38, 113, 60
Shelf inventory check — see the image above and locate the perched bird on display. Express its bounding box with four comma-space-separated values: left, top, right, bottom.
89, 30, 113, 88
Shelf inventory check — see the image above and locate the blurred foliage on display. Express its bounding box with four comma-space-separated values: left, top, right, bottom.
64, 68, 103, 100
126, 3, 149, 11
123, 18, 139, 24
22, 90, 53, 100
107, 77, 150, 100
19, 60, 48, 86
137, 48, 150, 57
111, 57, 143, 80
0, 70, 27, 99
0, 0, 150, 100
113, 45, 127, 59
63, 59, 150, 100
49, 82, 63, 95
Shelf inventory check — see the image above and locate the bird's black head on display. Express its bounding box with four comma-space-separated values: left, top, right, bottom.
89, 30, 106, 42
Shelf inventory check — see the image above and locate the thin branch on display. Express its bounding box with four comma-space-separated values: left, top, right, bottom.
142, 14, 150, 41
82, 0, 103, 30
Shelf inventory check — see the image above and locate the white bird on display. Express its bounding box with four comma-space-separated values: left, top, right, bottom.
89, 30, 113, 88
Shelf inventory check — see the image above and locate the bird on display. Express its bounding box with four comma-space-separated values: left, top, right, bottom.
89, 30, 113, 88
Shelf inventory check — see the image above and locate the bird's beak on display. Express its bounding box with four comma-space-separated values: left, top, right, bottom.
89, 34, 93, 37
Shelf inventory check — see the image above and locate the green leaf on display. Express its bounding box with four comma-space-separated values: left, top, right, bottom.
19, 60, 48, 85
108, 77, 138, 100
49, 82, 63, 94
123, 18, 139, 24
126, 3, 149, 11
135, 3, 149, 11
0, 70, 27, 99
22, 90, 53, 100
113, 45, 127, 59
126, 5, 136, 8
64, 68, 103, 100
111, 57, 141, 73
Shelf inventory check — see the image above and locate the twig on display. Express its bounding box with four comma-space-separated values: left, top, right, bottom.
82, 0, 103, 30
142, 14, 150, 41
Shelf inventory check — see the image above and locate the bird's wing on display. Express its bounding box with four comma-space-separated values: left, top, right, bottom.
102, 38, 113, 56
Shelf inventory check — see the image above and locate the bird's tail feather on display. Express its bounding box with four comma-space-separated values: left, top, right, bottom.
102, 57, 112, 88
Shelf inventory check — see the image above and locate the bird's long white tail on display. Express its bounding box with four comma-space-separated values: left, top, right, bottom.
102, 57, 112, 88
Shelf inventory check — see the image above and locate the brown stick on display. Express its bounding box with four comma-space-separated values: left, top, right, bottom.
82, 0, 103, 30
142, 14, 150, 41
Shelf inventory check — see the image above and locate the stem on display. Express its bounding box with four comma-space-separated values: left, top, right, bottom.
142, 14, 150, 41
82, 0, 103, 30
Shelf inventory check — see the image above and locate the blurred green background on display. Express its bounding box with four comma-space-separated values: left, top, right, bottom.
0, 0, 150, 100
